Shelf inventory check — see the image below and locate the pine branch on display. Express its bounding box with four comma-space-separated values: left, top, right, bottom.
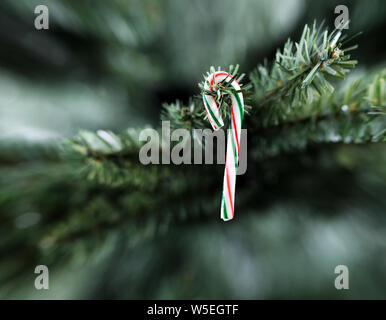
2, 140, 385, 281
65, 72, 385, 187
249, 21, 359, 129
250, 69, 386, 159
6, 142, 385, 265
60, 21, 386, 198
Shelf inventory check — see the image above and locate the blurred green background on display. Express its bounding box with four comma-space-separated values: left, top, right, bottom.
0, 0, 385, 299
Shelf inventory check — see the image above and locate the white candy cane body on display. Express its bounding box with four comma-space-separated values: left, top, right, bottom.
202, 71, 244, 221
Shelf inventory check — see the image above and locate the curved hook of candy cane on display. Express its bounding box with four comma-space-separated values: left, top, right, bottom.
202, 71, 244, 221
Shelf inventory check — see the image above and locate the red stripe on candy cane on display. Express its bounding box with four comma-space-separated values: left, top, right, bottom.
231, 108, 239, 154
225, 166, 234, 219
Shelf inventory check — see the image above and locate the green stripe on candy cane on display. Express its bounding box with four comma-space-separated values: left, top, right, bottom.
203, 95, 223, 129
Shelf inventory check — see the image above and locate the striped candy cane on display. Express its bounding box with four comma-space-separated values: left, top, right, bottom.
202, 71, 244, 221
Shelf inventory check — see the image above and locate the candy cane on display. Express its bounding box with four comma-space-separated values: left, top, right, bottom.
202, 71, 244, 221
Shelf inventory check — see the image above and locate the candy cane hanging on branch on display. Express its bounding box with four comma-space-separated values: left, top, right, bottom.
200, 66, 247, 221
